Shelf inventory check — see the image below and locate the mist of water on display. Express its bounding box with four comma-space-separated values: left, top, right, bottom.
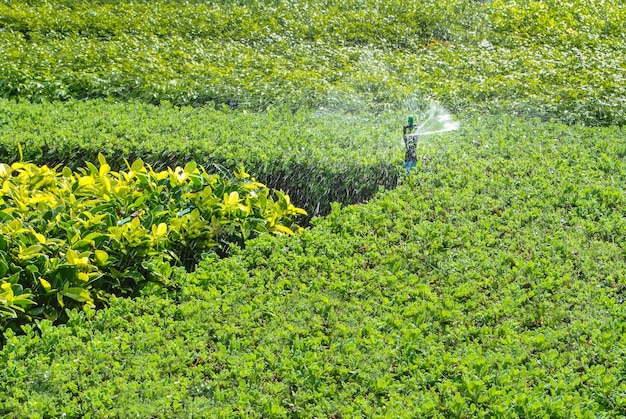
405, 104, 460, 140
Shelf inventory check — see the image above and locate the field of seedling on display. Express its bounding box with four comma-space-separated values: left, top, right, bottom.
2, 0, 626, 417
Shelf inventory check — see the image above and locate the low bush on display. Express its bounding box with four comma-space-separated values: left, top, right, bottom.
1, 0, 625, 125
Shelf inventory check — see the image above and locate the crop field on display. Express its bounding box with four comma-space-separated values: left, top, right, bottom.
2, 0, 626, 417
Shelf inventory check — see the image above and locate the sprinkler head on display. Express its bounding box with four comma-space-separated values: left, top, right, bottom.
407, 116, 414, 126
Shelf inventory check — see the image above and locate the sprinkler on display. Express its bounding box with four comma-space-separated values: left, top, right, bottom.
402, 105, 460, 174
403, 116, 417, 174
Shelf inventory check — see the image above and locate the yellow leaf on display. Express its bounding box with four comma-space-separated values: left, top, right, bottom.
155, 222, 167, 237
18, 244, 43, 259
0, 163, 10, 177
39, 278, 52, 292
28, 194, 53, 206
243, 181, 262, 190
272, 224, 295, 235
224, 191, 239, 206
94, 250, 109, 265
77, 273, 90, 282
33, 231, 46, 244
99, 163, 111, 177
75, 257, 90, 267
286, 204, 307, 216
66, 249, 77, 264
102, 176, 111, 194
97, 153, 108, 168
1, 282, 12, 294
78, 176, 95, 187
66, 249, 89, 266
174, 167, 187, 183
237, 203, 250, 214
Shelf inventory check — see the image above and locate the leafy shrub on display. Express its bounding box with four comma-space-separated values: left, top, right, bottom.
0, 155, 305, 334
0, 0, 478, 109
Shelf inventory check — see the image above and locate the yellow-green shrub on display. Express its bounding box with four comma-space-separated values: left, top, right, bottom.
0, 155, 305, 332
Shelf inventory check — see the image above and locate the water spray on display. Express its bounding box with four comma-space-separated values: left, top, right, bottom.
403, 105, 460, 174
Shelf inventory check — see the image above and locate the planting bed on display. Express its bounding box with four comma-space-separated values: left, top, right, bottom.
2, 0, 626, 417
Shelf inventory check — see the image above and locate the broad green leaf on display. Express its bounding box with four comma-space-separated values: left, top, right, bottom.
18, 244, 43, 260
85, 161, 98, 176
131, 159, 145, 172
184, 161, 197, 173
0, 259, 8, 277
56, 292, 65, 308
61, 287, 94, 305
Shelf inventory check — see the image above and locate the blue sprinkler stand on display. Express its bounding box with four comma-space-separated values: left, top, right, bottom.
403, 116, 417, 174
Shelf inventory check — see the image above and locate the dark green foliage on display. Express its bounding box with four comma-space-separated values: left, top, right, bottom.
2, 0, 626, 416
2, 115, 626, 416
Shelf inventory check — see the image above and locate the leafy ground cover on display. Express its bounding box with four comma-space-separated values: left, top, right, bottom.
0, 0, 625, 125
2, 115, 626, 417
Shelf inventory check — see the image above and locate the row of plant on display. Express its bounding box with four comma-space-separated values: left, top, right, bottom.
0, 98, 404, 218
0, 154, 305, 337
0, 0, 468, 48
0, 0, 477, 110
1, 0, 625, 124
2, 114, 626, 416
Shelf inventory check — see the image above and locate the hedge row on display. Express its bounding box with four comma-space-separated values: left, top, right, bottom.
1, 0, 625, 125
0, 0, 477, 111
2, 115, 626, 416
0, 98, 405, 218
